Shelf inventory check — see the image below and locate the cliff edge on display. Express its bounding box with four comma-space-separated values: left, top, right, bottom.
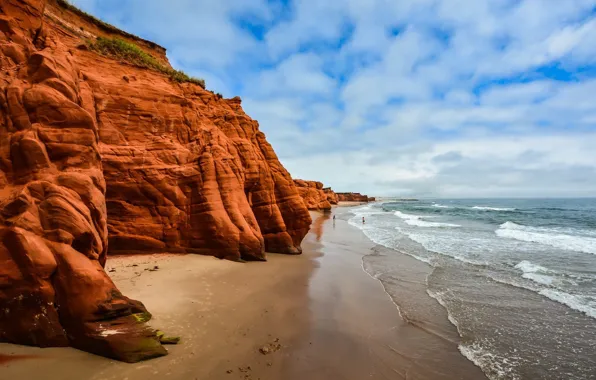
0, 0, 311, 361
293, 179, 339, 210
336, 193, 375, 202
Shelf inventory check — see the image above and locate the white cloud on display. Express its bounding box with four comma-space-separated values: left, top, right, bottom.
70, 0, 596, 197
480, 81, 556, 106
248, 53, 335, 98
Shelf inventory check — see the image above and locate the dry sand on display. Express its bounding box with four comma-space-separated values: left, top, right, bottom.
0, 211, 484, 380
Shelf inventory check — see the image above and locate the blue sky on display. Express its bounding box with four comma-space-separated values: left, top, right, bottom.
71, 0, 596, 197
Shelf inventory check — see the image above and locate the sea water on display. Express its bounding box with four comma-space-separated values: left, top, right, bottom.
345, 199, 596, 380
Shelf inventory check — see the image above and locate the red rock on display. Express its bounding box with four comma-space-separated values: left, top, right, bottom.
0, 0, 311, 361
336, 192, 374, 202
293, 179, 334, 210
323, 187, 339, 205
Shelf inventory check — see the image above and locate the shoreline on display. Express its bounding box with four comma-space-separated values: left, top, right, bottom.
0, 210, 484, 379
283, 210, 484, 379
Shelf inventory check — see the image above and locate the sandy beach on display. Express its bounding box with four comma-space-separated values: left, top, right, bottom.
336, 201, 369, 207
0, 210, 484, 380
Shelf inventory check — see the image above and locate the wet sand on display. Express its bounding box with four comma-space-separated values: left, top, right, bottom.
337, 201, 369, 207
0, 211, 484, 380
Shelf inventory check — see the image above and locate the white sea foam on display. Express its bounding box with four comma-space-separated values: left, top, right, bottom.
399, 231, 489, 266
538, 288, 596, 319
472, 206, 516, 211
428, 291, 522, 380
514, 260, 549, 274
458, 343, 521, 380
347, 212, 436, 267
432, 203, 450, 208
497, 222, 596, 255
394, 211, 461, 228
514, 260, 555, 286
489, 275, 596, 320
522, 272, 555, 286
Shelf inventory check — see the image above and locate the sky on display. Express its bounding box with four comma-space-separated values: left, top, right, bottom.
70, 0, 596, 198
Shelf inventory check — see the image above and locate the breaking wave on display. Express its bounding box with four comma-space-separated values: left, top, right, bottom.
496, 222, 596, 255
394, 211, 461, 228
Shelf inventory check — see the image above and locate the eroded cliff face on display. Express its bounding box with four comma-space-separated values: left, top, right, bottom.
324, 187, 339, 205
0, 0, 311, 361
293, 179, 335, 210
336, 193, 374, 202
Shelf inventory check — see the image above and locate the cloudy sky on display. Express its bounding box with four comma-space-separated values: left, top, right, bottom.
71, 0, 596, 198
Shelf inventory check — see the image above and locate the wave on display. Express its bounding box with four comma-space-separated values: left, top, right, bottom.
459, 343, 521, 380
514, 260, 555, 286
426, 289, 460, 329
427, 290, 521, 380
538, 207, 580, 212
489, 275, 596, 320
432, 203, 451, 208
514, 260, 549, 274
496, 222, 596, 255
347, 215, 435, 266
472, 206, 516, 211
394, 211, 461, 228
538, 288, 596, 319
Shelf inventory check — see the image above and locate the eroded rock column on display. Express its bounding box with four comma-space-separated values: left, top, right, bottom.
0, 4, 166, 361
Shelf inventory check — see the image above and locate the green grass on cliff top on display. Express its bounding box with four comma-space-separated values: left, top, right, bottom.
90, 37, 206, 88
56, 0, 125, 37
56, 0, 205, 88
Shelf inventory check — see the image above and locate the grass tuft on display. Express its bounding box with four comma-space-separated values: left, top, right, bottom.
89, 37, 206, 88
56, 0, 126, 36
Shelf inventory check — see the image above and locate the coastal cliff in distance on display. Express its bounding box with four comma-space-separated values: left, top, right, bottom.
337, 193, 375, 202
294, 180, 375, 209
0, 0, 311, 362
293, 179, 338, 210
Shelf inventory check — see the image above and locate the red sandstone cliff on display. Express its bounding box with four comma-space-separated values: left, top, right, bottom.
294, 181, 376, 209
293, 179, 336, 210
336, 192, 374, 202
323, 187, 339, 205
0, 0, 311, 362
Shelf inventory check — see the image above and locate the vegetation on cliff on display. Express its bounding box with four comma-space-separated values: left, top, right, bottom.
0, 0, 310, 363
55, 0, 164, 52
89, 37, 206, 88
55, 0, 205, 88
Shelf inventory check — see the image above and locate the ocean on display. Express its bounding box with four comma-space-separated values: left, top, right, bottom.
345, 199, 596, 380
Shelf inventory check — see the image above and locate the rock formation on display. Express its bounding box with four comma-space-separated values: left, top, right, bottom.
294, 181, 376, 208
0, 0, 311, 362
336, 192, 374, 202
293, 180, 335, 210
323, 187, 338, 205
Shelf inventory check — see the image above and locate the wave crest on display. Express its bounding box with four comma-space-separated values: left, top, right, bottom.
432, 203, 450, 208
394, 211, 461, 228
472, 206, 516, 211
496, 222, 596, 255
514, 260, 555, 286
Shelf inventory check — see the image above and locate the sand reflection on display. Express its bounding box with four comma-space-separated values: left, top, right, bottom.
311, 211, 332, 241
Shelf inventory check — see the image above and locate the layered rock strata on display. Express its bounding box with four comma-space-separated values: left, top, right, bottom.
0, 0, 311, 361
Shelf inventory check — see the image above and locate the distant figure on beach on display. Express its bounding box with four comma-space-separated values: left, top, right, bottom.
362, 217, 365, 224
333, 215, 336, 221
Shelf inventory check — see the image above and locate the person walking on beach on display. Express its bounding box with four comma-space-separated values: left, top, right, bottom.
362, 216, 365, 224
